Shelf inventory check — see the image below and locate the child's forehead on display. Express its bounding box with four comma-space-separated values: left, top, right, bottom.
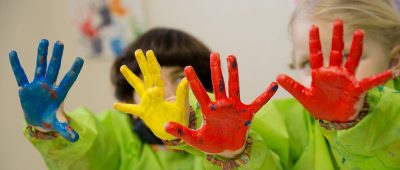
160, 65, 184, 70
160, 66, 184, 74
136, 66, 184, 79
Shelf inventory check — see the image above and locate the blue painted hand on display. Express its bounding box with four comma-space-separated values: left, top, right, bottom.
9, 39, 84, 142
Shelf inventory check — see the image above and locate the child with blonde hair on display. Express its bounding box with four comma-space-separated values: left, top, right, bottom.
271, 0, 400, 169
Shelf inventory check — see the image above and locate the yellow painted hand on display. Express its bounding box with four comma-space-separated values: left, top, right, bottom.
113, 49, 189, 140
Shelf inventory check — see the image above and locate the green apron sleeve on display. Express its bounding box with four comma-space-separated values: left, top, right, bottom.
169, 131, 283, 170
321, 83, 400, 169
393, 77, 400, 91
252, 99, 336, 170
23, 107, 128, 170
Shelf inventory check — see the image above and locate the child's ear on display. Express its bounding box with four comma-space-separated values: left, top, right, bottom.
389, 44, 400, 68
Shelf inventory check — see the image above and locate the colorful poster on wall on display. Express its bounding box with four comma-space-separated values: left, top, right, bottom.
67, 0, 145, 58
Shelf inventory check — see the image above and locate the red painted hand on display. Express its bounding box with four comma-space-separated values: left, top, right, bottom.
277, 20, 393, 122
165, 52, 278, 154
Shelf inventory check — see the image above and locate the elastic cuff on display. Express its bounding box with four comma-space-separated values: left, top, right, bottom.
319, 96, 370, 130
206, 137, 253, 170
27, 125, 58, 140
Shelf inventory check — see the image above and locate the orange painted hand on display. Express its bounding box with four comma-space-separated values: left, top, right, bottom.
277, 20, 394, 122
165, 52, 278, 155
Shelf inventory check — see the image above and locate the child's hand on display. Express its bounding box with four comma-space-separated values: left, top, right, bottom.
165, 52, 278, 156
277, 20, 393, 122
9, 39, 84, 142
113, 50, 189, 140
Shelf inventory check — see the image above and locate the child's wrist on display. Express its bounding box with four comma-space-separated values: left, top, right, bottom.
206, 137, 253, 169
319, 95, 370, 130
26, 105, 72, 140
27, 125, 58, 140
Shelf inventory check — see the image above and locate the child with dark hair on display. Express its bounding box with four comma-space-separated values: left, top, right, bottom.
112, 28, 213, 103
9, 28, 218, 169
111, 28, 213, 145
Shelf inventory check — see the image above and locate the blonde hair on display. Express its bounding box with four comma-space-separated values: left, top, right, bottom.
290, 0, 400, 50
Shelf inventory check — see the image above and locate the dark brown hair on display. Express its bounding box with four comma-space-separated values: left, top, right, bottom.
111, 28, 213, 102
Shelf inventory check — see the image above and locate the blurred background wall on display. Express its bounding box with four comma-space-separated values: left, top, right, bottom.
0, 0, 295, 169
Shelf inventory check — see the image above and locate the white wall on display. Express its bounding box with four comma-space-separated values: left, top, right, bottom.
0, 0, 295, 169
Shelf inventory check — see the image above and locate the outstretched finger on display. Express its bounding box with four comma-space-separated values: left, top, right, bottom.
358, 70, 392, 93
184, 66, 211, 109
9, 51, 29, 87
53, 118, 79, 142
248, 82, 278, 113
210, 52, 227, 100
45, 41, 64, 84
309, 25, 324, 69
175, 78, 189, 106
165, 122, 200, 146
277, 74, 311, 105
329, 20, 344, 67
227, 55, 240, 101
345, 29, 364, 75
146, 50, 164, 88
120, 65, 145, 97
34, 39, 49, 80
113, 102, 143, 116
57, 57, 84, 102
135, 49, 153, 88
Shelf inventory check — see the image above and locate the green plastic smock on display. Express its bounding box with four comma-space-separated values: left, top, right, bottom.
24, 84, 400, 169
